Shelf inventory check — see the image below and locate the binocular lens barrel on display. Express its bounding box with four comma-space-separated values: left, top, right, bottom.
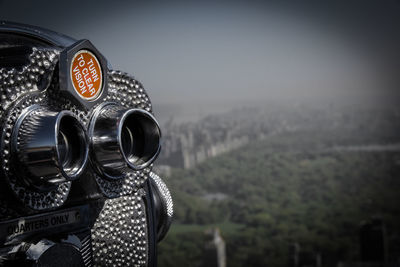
120, 109, 161, 167
90, 104, 161, 179
13, 106, 88, 189
57, 115, 88, 178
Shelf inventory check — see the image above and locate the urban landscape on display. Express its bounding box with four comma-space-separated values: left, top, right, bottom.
156, 102, 400, 267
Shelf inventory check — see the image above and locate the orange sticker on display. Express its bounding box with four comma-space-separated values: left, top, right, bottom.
70, 50, 103, 101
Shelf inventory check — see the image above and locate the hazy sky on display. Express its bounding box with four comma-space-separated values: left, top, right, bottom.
1, 1, 399, 115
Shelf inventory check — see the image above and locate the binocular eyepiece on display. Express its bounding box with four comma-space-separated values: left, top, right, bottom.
12, 106, 88, 190
11, 102, 161, 189
90, 103, 161, 179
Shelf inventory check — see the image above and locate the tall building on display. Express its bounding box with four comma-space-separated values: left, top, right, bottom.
203, 228, 226, 267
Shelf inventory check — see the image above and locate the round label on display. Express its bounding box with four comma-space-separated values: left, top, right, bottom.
70, 50, 103, 101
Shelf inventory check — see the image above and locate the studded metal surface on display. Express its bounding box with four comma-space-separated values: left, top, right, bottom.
0, 47, 58, 119
94, 168, 150, 199
106, 70, 152, 113
150, 172, 173, 219
91, 189, 148, 267
0, 48, 154, 210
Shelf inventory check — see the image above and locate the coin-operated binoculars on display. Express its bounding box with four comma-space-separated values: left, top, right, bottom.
0, 21, 172, 267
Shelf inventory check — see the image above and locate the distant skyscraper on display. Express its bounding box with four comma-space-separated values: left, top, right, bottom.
203, 228, 226, 267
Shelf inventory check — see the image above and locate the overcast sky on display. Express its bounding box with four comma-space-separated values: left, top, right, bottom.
1, 0, 399, 118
